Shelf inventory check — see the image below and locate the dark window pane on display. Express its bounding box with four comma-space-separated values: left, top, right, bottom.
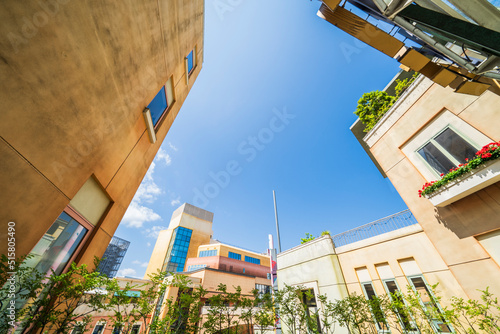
434, 128, 476, 163
147, 86, 167, 126
418, 142, 456, 175
385, 280, 399, 294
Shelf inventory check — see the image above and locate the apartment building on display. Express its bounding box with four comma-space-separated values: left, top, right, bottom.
0, 0, 205, 276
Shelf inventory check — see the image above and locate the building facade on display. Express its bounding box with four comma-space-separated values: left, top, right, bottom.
0, 0, 205, 273
351, 71, 500, 300
97, 236, 130, 278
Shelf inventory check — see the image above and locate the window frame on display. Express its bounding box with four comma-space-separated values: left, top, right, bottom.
406, 274, 453, 333
381, 279, 419, 333
153, 76, 175, 131
360, 281, 390, 333
415, 125, 479, 178
184, 46, 197, 85
92, 322, 106, 334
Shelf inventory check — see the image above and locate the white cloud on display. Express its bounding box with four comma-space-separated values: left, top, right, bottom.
117, 268, 137, 277
170, 197, 181, 207
132, 260, 149, 268
122, 202, 161, 228
147, 242, 152, 247
121, 162, 162, 228
168, 142, 178, 151
143, 225, 167, 239
156, 148, 172, 166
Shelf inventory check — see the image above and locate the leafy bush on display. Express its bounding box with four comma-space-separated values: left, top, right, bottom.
356, 72, 418, 132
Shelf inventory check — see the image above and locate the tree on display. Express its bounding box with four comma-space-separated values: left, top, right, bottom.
274, 284, 308, 334
18, 260, 111, 334
355, 91, 395, 133
252, 291, 276, 334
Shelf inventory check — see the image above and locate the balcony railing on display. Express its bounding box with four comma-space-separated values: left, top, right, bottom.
331, 210, 418, 247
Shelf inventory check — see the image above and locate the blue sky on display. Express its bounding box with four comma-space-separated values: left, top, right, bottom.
114, 0, 408, 278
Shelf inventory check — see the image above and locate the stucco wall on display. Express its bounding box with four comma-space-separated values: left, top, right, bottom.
365, 77, 500, 299
0, 0, 205, 267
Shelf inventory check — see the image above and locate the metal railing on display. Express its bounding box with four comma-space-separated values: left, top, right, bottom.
331, 210, 418, 248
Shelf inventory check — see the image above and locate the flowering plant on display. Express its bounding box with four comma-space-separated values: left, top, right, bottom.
419, 141, 500, 197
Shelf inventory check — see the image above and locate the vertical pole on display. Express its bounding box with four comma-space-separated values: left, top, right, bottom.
273, 190, 282, 253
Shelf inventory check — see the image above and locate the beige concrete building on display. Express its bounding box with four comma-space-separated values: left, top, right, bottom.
351, 71, 500, 300
0, 0, 204, 275
278, 210, 474, 334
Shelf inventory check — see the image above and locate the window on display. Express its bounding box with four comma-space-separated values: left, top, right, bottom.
92, 322, 106, 334
24, 206, 92, 277
408, 275, 452, 333
301, 289, 322, 333
72, 325, 84, 334
244, 256, 261, 265
361, 282, 388, 332
112, 326, 122, 334
199, 249, 217, 257
162, 227, 192, 273
417, 127, 477, 176
228, 252, 241, 260
184, 47, 197, 84
187, 264, 207, 271
255, 284, 271, 295
382, 279, 418, 332
145, 77, 174, 130
130, 324, 141, 334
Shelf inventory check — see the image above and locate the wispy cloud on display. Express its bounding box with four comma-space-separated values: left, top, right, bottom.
171, 197, 181, 207
122, 162, 162, 228
156, 148, 172, 166
143, 225, 167, 239
132, 260, 149, 268
117, 268, 137, 277
168, 142, 178, 152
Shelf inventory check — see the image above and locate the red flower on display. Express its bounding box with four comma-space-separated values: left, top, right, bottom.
440, 173, 444, 176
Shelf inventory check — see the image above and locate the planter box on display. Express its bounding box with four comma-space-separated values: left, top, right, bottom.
425, 159, 500, 207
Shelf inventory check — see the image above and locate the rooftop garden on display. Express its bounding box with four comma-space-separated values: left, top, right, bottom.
355, 72, 419, 133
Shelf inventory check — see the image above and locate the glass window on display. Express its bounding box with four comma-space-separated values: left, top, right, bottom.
228, 252, 241, 260
92, 323, 106, 334
199, 249, 217, 257
301, 289, 322, 333
187, 50, 194, 74
112, 326, 122, 334
244, 256, 261, 265
362, 282, 388, 332
24, 209, 89, 276
130, 324, 141, 334
147, 86, 167, 126
162, 227, 192, 273
408, 276, 452, 332
417, 127, 477, 176
383, 280, 417, 332
72, 325, 84, 334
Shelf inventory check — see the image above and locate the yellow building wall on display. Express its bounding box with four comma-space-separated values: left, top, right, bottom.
197, 243, 271, 267
0, 0, 205, 267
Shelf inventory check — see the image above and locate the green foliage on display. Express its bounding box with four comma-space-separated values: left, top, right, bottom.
420, 142, 500, 197
356, 72, 418, 132
301, 233, 316, 244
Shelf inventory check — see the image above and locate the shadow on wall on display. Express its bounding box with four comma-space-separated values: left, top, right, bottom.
433, 183, 500, 239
